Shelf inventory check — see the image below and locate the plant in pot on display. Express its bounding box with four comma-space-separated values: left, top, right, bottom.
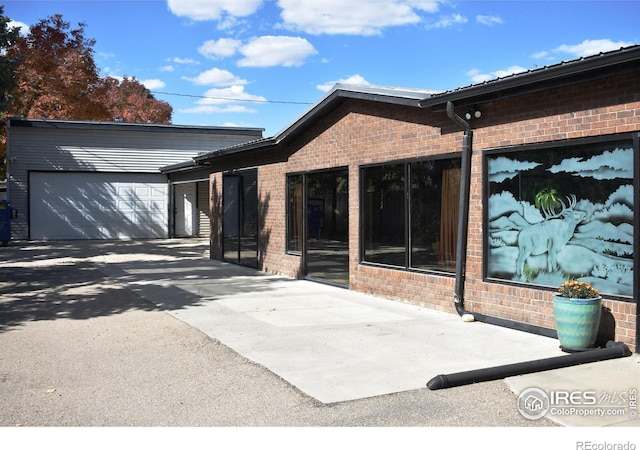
553, 280, 602, 352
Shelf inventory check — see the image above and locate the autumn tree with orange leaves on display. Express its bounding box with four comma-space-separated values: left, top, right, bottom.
1, 13, 172, 178
7, 14, 110, 120
6, 14, 172, 122
98, 76, 173, 124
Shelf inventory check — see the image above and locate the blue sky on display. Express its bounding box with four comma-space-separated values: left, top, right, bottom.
5, 0, 639, 136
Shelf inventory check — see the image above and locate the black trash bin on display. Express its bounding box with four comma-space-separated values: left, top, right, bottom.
0, 201, 17, 246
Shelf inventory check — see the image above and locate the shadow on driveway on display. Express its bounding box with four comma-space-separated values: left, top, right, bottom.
0, 239, 211, 332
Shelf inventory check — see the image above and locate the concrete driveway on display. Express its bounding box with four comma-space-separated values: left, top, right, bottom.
1, 239, 638, 429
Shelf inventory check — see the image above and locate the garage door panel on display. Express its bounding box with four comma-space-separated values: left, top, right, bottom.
30, 172, 168, 240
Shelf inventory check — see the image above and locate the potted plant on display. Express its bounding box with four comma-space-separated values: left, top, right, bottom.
553, 280, 602, 352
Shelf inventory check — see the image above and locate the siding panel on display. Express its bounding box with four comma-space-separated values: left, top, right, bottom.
197, 181, 211, 238
7, 122, 261, 239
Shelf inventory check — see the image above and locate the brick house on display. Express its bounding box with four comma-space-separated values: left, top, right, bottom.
170, 45, 639, 351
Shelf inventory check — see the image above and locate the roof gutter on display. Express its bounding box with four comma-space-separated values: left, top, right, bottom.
193, 137, 277, 163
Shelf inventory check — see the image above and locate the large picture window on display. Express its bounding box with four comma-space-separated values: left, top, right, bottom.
361, 156, 461, 273
485, 137, 635, 298
362, 163, 405, 266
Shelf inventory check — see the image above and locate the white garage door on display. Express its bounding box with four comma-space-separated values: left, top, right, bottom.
30, 172, 168, 240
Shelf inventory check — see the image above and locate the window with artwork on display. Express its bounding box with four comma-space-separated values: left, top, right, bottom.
485, 136, 635, 298
361, 156, 461, 273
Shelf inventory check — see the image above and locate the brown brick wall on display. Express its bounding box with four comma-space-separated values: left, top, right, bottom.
209, 72, 640, 348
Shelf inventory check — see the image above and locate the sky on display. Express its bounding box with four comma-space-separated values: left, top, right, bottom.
4, 0, 640, 137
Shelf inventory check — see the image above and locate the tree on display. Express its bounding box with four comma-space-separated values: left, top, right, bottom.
0, 13, 173, 179
6, 14, 172, 122
98, 76, 172, 124
0, 6, 23, 179
0, 6, 21, 108
7, 14, 110, 120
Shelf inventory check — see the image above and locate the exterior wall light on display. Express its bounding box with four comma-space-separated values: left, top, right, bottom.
465, 106, 482, 120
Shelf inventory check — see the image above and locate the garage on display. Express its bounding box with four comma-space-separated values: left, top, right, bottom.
29, 172, 168, 240
6, 118, 264, 240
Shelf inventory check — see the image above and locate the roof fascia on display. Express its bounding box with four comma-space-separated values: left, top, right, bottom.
193, 137, 278, 163
419, 45, 640, 109
7, 117, 264, 136
160, 160, 199, 174
194, 85, 437, 164
275, 84, 436, 144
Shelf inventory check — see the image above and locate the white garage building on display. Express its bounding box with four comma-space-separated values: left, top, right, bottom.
6, 118, 263, 240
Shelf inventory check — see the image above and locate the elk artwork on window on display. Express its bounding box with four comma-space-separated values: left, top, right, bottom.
515, 195, 586, 277
486, 141, 634, 298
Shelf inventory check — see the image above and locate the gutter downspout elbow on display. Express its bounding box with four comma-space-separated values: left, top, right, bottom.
446, 101, 474, 321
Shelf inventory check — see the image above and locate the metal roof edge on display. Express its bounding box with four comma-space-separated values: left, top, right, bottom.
193, 84, 438, 163
193, 136, 278, 162
273, 83, 439, 144
160, 160, 198, 173
418, 44, 640, 108
7, 117, 265, 136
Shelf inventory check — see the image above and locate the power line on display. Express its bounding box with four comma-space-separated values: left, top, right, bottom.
150, 90, 314, 105
14, 70, 315, 106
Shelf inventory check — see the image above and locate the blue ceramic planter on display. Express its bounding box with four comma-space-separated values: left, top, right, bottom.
552, 294, 602, 352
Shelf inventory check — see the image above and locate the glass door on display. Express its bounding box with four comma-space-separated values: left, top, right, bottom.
223, 170, 258, 268
304, 169, 349, 285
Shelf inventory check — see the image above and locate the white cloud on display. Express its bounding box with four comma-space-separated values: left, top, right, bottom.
97, 51, 116, 62
277, 0, 441, 36
159, 65, 175, 72
167, 0, 262, 21
172, 57, 200, 65
317, 74, 371, 92
199, 85, 266, 104
198, 38, 243, 59
216, 16, 242, 31
183, 68, 248, 86
181, 104, 258, 114
237, 36, 317, 67
180, 85, 266, 114
465, 69, 490, 84
142, 79, 166, 90
493, 65, 528, 78
466, 65, 528, 84
531, 51, 549, 60
554, 39, 635, 58
105, 74, 124, 82
8, 20, 29, 36
426, 13, 467, 29
476, 15, 503, 26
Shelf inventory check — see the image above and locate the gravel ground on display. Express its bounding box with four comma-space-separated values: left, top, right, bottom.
0, 240, 556, 428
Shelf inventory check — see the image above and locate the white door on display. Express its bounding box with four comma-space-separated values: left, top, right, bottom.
30, 172, 168, 240
174, 183, 198, 237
